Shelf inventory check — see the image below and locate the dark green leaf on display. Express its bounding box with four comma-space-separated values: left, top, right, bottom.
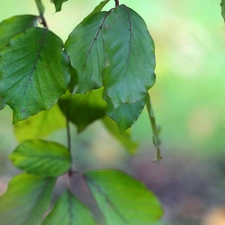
35, 0, 45, 15
88, 0, 111, 18
43, 190, 97, 225
52, 0, 68, 12
105, 96, 147, 133
84, 170, 164, 225
9, 139, 71, 177
102, 116, 137, 154
146, 93, 162, 162
0, 15, 37, 51
0, 173, 56, 225
102, 5, 156, 132
65, 11, 109, 93
59, 88, 106, 132
14, 104, 65, 142
221, 0, 225, 22
0, 27, 70, 123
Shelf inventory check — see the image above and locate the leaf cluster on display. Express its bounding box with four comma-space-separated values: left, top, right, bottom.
0, 0, 164, 224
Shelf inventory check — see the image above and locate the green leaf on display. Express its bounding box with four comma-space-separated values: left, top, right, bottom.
43, 190, 97, 225
0, 27, 70, 124
221, 0, 225, 22
146, 93, 162, 162
65, 11, 109, 93
102, 116, 138, 154
0, 173, 56, 225
59, 88, 106, 132
52, 0, 68, 12
14, 104, 65, 142
88, 0, 111, 18
102, 5, 156, 132
84, 170, 163, 225
35, 0, 45, 15
105, 97, 147, 133
9, 139, 71, 177
0, 15, 37, 51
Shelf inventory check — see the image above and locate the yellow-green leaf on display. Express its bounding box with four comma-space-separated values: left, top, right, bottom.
0, 173, 56, 225
84, 170, 164, 225
14, 104, 65, 142
9, 139, 71, 177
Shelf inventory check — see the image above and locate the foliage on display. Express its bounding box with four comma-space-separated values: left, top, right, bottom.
0, 0, 169, 224
221, 0, 225, 22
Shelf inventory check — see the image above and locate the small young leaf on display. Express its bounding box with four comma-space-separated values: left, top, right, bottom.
14, 104, 66, 142
84, 170, 164, 225
59, 88, 106, 132
9, 139, 71, 177
88, 0, 111, 18
52, 0, 68, 12
43, 190, 97, 225
221, 0, 225, 22
0, 27, 70, 123
102, 116, 138, 154
0, 15, 37, 51
0, 173, 56, 225
102, 5, 156, 132
65, 11, 109, 93
146, 93, 162, 162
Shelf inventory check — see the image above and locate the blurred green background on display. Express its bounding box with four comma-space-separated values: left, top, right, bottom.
1, 1, 225, 225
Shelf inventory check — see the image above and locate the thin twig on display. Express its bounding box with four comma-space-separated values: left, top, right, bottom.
66, 118, 75, 191
66, 118, 71, 153
115, 0, 119, 7
39, 15, 48, 29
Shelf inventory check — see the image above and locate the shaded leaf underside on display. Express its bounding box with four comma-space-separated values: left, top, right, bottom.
59, 88, 106, 132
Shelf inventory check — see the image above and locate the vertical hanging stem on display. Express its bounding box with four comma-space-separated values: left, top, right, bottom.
35, 0, 48, 28
35, 0, 45, 16
115, 0, 119, 7
66, 118, 71, 153
66, 118, 74, 191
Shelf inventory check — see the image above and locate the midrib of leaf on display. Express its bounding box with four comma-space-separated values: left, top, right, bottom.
81, 12, 110, 78
23, 28, 48, 96
18, 178, 54, 224
25, 179, 53, 223
87, 177, 130, 225
13, 153, 68, 161
68, 193, 73, 225
123, 6, 132, 79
